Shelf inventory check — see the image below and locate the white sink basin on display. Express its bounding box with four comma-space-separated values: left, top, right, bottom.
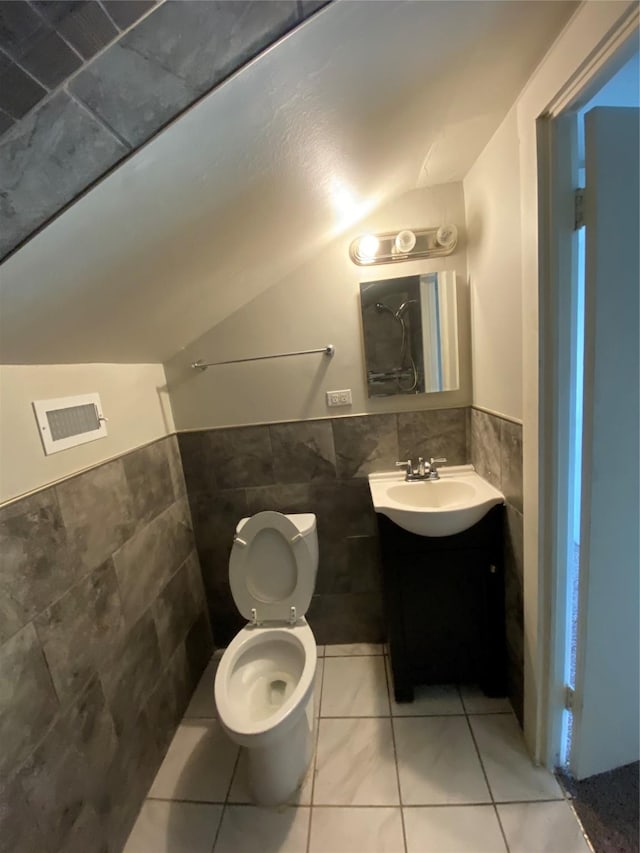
368, 465, 504, 537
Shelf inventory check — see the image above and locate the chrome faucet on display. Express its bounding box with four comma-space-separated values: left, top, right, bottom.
428, 456, 447, 480
396, 459, 418, 480
395, 456, 447, 481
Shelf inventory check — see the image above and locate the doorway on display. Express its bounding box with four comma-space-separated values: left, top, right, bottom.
544, 47, 639, 780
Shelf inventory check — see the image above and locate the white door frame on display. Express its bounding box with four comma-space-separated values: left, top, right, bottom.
517, 0, 639, 763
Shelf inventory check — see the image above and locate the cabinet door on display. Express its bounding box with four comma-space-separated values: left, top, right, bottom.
401, 549, 489, 683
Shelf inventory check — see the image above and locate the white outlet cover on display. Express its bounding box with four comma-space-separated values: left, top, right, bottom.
326, 389, 352, 407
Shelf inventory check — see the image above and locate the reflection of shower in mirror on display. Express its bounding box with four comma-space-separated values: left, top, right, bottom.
360, 272, 459, 397
373, 300, 419, 391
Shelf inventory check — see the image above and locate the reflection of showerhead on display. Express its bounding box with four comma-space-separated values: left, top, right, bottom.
395, 299, 417, 319
375, 300, 416, 321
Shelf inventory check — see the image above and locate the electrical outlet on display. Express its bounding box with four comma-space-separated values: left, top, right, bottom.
326, 389, 353, 407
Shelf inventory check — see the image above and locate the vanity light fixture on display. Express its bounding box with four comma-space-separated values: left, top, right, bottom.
350, 224, 458, 266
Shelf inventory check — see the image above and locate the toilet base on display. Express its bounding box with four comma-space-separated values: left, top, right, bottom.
246, 686, 316, 806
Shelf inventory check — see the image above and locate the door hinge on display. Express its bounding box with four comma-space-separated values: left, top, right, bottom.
574, 188, 585, 230
564, 685, 575, 711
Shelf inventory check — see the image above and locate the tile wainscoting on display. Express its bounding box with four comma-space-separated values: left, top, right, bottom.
0, 406, 522, 852
470, 407, 524, 724
178, 408, 470, 647
0, 436, 212, 853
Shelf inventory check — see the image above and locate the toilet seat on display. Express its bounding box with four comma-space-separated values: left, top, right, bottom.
229, 511, 315, 624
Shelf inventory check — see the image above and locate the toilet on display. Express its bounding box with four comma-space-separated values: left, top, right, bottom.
214, 510, 319, 806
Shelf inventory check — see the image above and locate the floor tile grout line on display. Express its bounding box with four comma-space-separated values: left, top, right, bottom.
464, 712, 511, 853
225, 749, 242, 805
144, 798, 574, 809
384, 653, 409, 853
319, 708, 513, 722
323, 653, 385, 657
402, 797, 569, 807
457, 710, 515, 716
210, 747, 242, 853
464, 711, 495, 804
209, 803, 225, 853
492, 802, 511, 853
307, 649, 328, 853
146, 796, 227, 805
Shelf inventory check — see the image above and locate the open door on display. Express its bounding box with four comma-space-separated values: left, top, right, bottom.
570, 107, 639, 779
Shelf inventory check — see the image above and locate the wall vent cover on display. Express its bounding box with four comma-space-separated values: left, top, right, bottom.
33, 393, 108, 455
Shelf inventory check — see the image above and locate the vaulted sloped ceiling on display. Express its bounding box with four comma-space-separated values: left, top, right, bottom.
0, 0, 577, 365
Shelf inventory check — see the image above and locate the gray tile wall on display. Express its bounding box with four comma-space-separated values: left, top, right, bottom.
470, 407, 524, 724
0, 435, 212, 853
0, 0, 331, 261
178, 408, 470, 647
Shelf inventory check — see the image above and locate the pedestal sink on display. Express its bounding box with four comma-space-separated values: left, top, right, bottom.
368, 465, 504, 537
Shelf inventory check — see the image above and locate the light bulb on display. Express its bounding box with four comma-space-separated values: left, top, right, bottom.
358, 234, 379, 261
395, 229, 417, 254
436, 224, 458, 250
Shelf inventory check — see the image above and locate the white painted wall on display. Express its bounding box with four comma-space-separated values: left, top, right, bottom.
0, 363, 174, 503
463, 107, 523, 421
165, 185, 470, 430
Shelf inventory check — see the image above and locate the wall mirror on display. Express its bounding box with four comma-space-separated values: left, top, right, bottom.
360, 271, 459, 397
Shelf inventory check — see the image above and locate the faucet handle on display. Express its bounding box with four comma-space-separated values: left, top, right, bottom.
396, 460, 414, 479
428, 456, 447, 480
429, 456, 447, 473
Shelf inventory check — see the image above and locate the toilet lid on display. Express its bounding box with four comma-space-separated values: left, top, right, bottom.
229, 511, 315, 623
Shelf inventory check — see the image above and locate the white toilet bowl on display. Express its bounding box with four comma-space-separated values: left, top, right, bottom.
213, 511, 319, 806
215, 621, 316, 804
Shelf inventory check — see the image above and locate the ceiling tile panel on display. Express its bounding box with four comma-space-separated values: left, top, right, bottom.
117, 0, 299, 96
0, 107, 13, 134
70, 0, 300, 146
16, 27, 83, 88
0, 91, 128, 258
0, 58, 47, 118
33, 0, 118, 59
101, 0, 157, 30
299, 0, 330, 17
0, 1, 42, 55
69, 41, 195, 147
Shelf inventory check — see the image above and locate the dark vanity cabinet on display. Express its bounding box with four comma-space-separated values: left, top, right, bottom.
377, 507, 507, 702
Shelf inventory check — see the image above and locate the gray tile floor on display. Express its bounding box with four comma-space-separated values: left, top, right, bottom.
125, 645, 593, 853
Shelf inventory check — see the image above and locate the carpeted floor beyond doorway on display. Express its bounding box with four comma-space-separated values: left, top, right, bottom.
558, 762, 639, 853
